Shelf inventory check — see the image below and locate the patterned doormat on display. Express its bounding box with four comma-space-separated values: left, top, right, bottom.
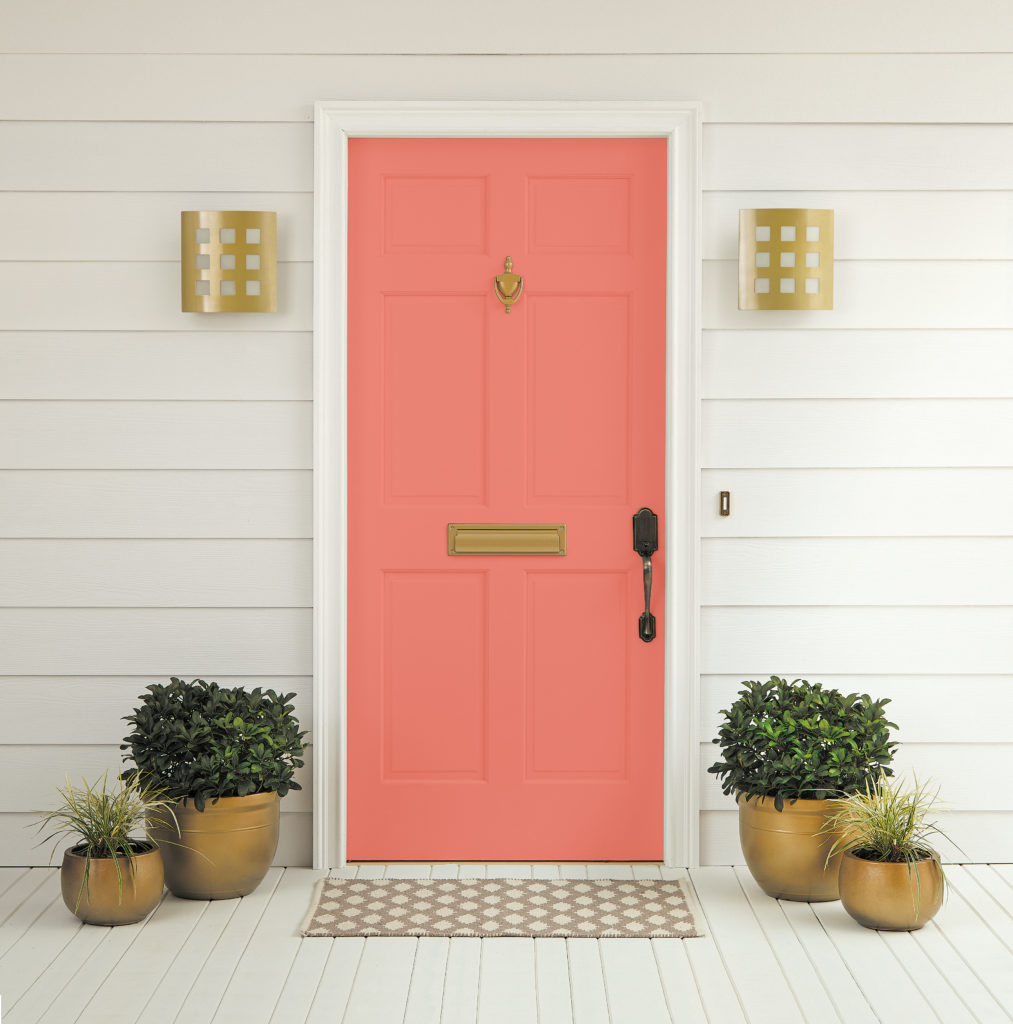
301, 877, 703, 938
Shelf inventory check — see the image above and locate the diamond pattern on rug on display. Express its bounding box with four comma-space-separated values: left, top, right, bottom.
301, 878, 703, 938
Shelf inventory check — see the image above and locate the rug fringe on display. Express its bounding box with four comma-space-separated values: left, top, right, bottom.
300, 876, 329, 936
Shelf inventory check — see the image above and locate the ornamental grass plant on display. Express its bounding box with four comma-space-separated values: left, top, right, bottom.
34, 772, 179, 911
821, 771, 947, 911
708, 675, 898, 810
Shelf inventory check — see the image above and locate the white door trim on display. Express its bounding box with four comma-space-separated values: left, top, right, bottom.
313, 101, 702, 868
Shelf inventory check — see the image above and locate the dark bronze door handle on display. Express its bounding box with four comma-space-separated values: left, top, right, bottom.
632, 507, 659, 642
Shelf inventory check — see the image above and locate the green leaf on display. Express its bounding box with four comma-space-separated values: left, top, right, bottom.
120, 677, 308, 804
707, 675, 897, 805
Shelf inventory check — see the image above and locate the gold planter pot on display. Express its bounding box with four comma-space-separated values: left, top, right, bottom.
61, 844, 164, 925
738, 794, 842, 901
838, 850, 944, 930
151, 791, 280, 900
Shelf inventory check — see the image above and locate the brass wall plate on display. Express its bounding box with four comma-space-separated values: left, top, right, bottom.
738, 209, 833, 311
181, 211, 277, 313
448, 523, 566, 556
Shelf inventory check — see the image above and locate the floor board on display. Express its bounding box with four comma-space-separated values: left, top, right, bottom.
340, 935, 418, 1024
212, 867, 326, 1024
438, 937, 482, 1024
135, 898, 238, 1024
477, 937, 537, 1024
931, 868, 1013, 1015
565, 939, 611, 1024
599, 938, 672, 1023
171, 867, 284, 1024
0, 871, 61, 959
652, 939, 708, 1024
810, 899, 944, 1024
304, 936, 364, 1024
78, 892, 204, 1024
0, 883, 83, 1009
777, 899, 878, 1024
691, 866, 806, 1024
3, 864, 1013, 1023
402, 935, 449, 1024
534, 937, 573, 1024
733, 867, 844, 1024
5, 916, 109, 1024
909, 914, 1010, 1023
37, 896, 162, 1024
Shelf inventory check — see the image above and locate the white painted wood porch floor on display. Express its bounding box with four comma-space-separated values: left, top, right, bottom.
1, 862, 1012, 1024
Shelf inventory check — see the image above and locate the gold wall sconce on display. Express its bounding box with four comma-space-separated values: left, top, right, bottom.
738, 209, 833, 310
181, 211, 277, 313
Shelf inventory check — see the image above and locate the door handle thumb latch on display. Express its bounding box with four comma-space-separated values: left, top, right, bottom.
493, 256, 524, 313
632, 507, 659, 643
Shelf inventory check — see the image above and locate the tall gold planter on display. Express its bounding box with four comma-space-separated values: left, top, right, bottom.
838, 850, 944, 930
61, 845, 164, 925
738, 795, 842, 901
151, 791, 280, 900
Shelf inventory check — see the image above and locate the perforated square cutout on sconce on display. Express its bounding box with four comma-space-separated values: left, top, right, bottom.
738, 209, 833, 310
181, 211, 277, 312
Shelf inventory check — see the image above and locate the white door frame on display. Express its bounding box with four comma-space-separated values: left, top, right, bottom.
313, 101, 702, 868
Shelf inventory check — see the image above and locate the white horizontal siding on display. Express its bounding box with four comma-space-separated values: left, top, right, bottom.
0, 123, 312, 191
0, 676, 312, 744
0, 263, 312, 332
702, 539, 1013, 605
699, 675, 1013, 744
0, 193, 313, 261
9, 123, 1013, 194
704, 399, 1013, 468
0, 609, 312, 675
0, 540, 311, 606
4, 55, 1013, 124
7, 1, 1013, 55
0, 402, 310, 469
703, 332, 1013, 400
705, 125, 1013, 191
0, 471, 311, 538
702, 607, 1013, 675
705, 261, 1013, 331
704, 191, 1013, 261
0, 333, 311, 401
701, 468, 1013, 537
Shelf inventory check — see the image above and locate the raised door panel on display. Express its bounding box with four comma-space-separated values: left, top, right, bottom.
383, 294, 488, 504
527, 294, 631, 505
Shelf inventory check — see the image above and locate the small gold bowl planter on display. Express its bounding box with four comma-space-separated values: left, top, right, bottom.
151, 791, 280, 900
738, 794, 842, 901
61, 844, 164, 926
838, 849, 944, 931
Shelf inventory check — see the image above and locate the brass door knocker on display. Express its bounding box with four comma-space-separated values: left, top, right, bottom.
493, 257, 523, 313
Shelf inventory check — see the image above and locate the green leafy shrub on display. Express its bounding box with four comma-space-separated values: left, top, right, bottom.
708, 676, 898, 810
121, 677, 307, 812
34, 772, 179, 910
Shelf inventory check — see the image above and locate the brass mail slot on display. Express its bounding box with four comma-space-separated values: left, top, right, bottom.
448, 523, 566, 556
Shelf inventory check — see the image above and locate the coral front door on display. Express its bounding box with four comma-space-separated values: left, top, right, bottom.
347, 138, 667, 860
